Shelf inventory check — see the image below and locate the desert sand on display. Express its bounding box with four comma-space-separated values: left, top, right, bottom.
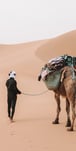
0, 30, 76, 151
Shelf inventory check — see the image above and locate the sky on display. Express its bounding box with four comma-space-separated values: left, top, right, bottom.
0, 0, 76, 44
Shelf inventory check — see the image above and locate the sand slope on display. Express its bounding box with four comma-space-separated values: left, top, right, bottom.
36, 30, 76, 61
0, 30, 76, 151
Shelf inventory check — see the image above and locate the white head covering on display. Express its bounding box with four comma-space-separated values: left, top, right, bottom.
9, 71, 16, 79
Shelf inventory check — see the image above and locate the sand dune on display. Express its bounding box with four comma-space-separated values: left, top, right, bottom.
36, 30, 76, 61
0, 30, 76, 151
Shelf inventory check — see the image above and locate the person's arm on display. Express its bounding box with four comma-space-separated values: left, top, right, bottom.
14, 80, 21, 94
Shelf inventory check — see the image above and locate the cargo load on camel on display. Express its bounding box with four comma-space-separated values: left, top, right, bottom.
38, 54, 76, 90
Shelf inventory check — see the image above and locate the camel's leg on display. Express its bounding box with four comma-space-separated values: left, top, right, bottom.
52, 93, 61, 124
67, 101, 76, 131
65, 98, 71, 127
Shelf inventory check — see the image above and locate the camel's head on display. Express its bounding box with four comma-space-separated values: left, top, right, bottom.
60, 68, 66, 82
38, 64, 48, 81
60, 66, 76, 82
38, 74, 42, 81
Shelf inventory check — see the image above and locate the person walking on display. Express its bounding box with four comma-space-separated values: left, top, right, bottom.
6, 71, 21, 122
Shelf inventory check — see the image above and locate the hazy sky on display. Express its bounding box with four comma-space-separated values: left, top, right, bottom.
0, 0, 76, 44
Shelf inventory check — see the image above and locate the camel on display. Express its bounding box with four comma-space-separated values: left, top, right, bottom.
38, 65, 76, 131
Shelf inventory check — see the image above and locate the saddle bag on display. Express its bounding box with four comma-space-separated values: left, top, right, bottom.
43, 70, 61, 90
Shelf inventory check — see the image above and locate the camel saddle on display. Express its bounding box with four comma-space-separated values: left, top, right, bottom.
41, 55, 76, 90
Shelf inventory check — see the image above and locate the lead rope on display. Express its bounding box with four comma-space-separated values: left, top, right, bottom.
22, 89, 48, 96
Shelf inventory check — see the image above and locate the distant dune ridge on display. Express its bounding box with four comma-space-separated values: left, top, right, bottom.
0, 30, 76, 151
36, 30, 76, 61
